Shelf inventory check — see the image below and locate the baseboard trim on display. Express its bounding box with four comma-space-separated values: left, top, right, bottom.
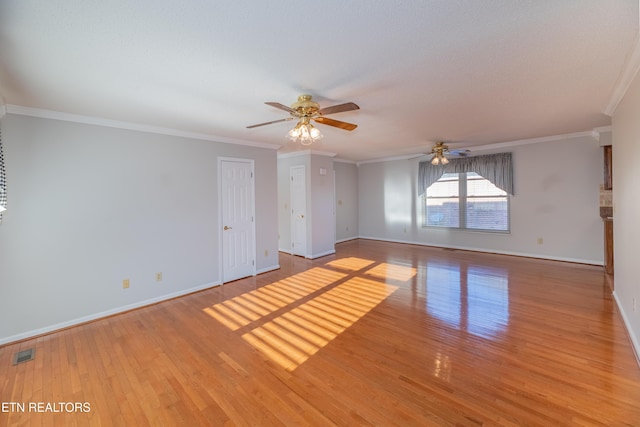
309, 250, 336, 259
278, 248, 336, 259
336, 236, 359, 244
612, 291, 640, 368
356, 236, 603, 266
256, 264, 280, 275
0, 280, 221, 346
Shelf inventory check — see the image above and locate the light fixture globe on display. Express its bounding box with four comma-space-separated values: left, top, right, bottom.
288, 124, 302, 139
288, 119, 323, 145
310, 126, 322, 139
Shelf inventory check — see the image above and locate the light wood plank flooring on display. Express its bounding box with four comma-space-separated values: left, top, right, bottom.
2, 239, 640, 426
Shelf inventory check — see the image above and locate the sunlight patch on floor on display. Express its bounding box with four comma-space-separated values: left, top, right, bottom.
203, 267, 347, 330
325, 257, 376, 271
365, 262, 417, 282
204, 257, 411, 370
242, 278, 397, 371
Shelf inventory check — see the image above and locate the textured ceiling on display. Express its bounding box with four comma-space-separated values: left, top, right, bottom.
0, 1, 637, 161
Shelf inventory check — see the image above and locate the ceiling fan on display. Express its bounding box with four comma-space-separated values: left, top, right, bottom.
414, 142, 470, 165
247, 94, 359, 145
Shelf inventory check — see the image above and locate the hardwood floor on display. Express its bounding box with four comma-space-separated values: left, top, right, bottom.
1, 239, 640, 426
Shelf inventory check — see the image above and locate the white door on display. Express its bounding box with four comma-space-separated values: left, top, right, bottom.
290, 165, 307, 257
220, 159, 255, 283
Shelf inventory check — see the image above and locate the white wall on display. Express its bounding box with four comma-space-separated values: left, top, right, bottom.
358, 134, 604, 264
611, 66, 640, 358
334, 161, 359, 242
0, 114, 279, 344
309, 154, 336, 258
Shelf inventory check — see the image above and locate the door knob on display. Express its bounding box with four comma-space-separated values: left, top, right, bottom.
300, 215, 304, 219
224, 226, 232, 230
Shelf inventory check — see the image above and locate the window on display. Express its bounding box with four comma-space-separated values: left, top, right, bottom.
424, 172, 509, 232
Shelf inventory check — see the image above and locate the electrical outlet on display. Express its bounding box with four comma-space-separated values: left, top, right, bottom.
537, 237, 543, 245
633, 298, 637, 312
122, 279, 130, 289
156, 272, 162, 282
264, 250, 269, 257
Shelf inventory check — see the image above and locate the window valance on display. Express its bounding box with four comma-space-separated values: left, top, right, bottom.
418, 152, 514, 195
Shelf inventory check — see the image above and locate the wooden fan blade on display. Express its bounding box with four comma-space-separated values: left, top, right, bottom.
313, 116, 358, 131
318, 102, 360, 116
449, 149, 471, 156
265, 102, 297, 114
246, 117, 294, 129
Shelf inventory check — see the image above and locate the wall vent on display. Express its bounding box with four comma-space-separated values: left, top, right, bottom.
13, 348, 35, 365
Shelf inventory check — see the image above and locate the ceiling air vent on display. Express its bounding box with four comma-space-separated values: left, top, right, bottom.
13, 348, 35, 365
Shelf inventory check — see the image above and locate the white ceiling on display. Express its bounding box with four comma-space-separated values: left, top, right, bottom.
0, 1, 637, 161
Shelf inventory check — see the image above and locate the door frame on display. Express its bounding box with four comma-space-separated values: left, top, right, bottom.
218, 157, 256, 284
290, 165, 307, 258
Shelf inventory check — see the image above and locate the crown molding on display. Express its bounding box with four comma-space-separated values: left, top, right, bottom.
333, 158, 358, 165
277, 151, 308, 159
5, 105, 281, 150
593, 125, 612, 134
603, 33, 640, 116
591, 126, 613, 146
309, 149, 337, 158
357, 130, 599, 166
356, 154, 418, 166
277, 149, 337, 159
465, 131, 595, 153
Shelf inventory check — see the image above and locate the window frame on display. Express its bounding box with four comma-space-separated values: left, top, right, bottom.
423, 172, 510, 233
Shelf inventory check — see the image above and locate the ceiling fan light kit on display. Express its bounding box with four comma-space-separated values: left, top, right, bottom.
248, 94, 359, 146
288, 118, 323, 145
431, 153, 449, 165
424, 141, 470, 165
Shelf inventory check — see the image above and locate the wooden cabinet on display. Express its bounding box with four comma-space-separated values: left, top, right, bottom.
601, 145, 613, 286
604, 218, 614, 278
603, 145, 612, 190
